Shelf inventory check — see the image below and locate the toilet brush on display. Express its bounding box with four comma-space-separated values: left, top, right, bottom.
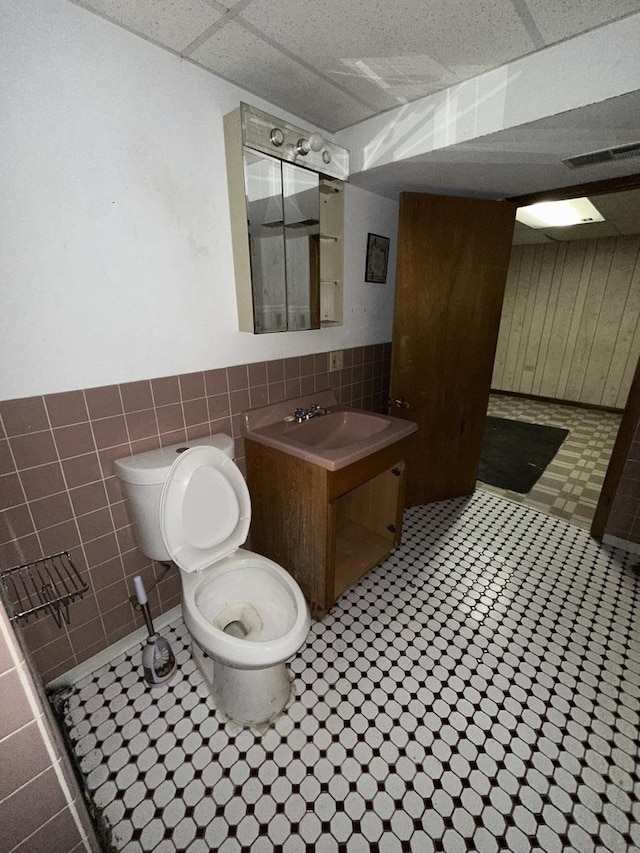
134, 575, 177, 687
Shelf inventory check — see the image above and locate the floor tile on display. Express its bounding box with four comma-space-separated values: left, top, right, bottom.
55, 492, 639, 852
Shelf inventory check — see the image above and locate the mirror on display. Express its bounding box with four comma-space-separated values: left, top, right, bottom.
244, 152, 320, 332
224, 103, 347, 334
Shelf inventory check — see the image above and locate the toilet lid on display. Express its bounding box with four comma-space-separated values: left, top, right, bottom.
159, 446, 251, 573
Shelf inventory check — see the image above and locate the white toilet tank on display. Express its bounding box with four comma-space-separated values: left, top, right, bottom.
114, 434, 235, 561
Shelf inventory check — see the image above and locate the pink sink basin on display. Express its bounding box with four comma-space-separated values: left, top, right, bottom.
242, 391, 417, 471
287, 410, 390, 449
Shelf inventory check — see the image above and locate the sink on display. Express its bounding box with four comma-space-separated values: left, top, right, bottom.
242, 391, 417, 471
288, 410, 390, 449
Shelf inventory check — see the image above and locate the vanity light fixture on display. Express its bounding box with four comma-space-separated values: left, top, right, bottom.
238, 103, 349, 181
516, 197, 604, 229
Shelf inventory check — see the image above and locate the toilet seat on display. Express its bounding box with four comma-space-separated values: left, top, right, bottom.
160, 446, 251, 574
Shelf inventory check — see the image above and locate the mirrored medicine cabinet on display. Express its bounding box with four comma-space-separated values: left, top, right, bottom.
224, 103, 349, 334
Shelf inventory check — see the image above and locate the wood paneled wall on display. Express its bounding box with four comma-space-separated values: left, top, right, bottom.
492, 236, 640, 408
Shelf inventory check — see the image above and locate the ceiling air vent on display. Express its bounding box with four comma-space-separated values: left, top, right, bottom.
563, 141, 640, 169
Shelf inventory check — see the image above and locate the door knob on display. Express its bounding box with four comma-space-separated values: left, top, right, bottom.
391, 397, 410, 409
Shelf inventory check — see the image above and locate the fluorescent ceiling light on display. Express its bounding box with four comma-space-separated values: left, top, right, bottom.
516, 197, 605, 229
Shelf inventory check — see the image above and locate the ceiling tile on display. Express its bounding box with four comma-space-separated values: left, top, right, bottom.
240, 0, 536, 86
325, 54, 463, 112
524, 0, 640, 43
74, 0, 222, 52
190, 21, 373, 130
591, 190, 640, 235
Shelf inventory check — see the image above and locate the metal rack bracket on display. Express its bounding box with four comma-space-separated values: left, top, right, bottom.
0, 551, 89, 627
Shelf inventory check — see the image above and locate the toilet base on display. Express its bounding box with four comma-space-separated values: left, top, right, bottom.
191, 641, 292, 726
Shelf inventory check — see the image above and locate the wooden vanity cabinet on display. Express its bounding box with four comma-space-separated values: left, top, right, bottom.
244, 437, 411, 617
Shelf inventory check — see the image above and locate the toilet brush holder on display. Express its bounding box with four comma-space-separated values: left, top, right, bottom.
134, 576, 176, 687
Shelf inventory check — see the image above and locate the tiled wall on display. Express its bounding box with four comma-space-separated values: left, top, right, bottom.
0, 599, 99, 852
604, 418, 640, 542
0, 345, 391, 682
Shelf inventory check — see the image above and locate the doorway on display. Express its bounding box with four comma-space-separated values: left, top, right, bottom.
487, 181, 640, 535
390, 176, 640, 540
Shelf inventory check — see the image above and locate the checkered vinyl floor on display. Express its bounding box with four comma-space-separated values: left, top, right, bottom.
59, 492, 640, 852
481, 395, 622, 530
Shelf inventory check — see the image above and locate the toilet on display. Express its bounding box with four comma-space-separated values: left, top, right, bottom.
114, 435, 310, 725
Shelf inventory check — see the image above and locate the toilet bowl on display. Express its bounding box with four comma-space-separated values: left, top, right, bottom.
114, 436, 310, 725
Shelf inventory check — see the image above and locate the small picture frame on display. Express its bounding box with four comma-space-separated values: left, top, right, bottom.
365, 233, 390, 283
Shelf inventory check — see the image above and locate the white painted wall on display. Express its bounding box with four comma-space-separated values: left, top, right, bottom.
0, 0, 398, 401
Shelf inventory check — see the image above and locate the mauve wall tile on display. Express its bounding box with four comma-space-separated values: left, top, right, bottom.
44, 390, 88, 427
205, 368, 228, 396
179, 372, 206, 400
184, 398, 208, 427
0, 346, 391, 679
29, 492, 74, 531
0, 439, 16, 476
0, 397, 49, 436
20, 613, 64, 651
0, 504, 34, 541
12, 805, 85, 853
84, 385, 123, 419
249, 386, 269, 409
0, 602, 97, 852
267, 359, 285, 384
19, 462, 66, 500
69, 481, 109, 517
227, 364, 248, 390
151, 375, 180, 406
53, 423, 96, 459
0, 765, 68, 852
120, 380, 153, 413
92, 415, 128, 450
0, 669, 34, 740
61, 453, 102, 489
10, 432, 58, 469
247, 361, 267, 387
0, 719, 52, 802
126, 409, 158, 442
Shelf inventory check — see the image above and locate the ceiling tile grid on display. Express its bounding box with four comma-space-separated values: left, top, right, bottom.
72, 0, 640, 131
188, 20, 373, 129
67, 0, 640, 207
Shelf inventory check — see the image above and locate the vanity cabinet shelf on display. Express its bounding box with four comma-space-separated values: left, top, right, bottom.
245, 438, 410, 617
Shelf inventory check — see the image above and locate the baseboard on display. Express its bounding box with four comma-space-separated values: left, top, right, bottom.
602, 534, 640, 555
46, 604, 183, 689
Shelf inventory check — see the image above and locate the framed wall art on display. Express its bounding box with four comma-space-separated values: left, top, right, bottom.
365, 233, 390, 283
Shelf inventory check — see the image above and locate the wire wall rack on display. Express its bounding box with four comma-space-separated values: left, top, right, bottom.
0, 551, 89, 627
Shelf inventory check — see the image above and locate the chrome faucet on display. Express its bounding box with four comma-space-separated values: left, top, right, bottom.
294, 403, 329, 423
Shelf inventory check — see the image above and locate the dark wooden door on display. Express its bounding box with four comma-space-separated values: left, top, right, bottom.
391, 192, 516, 507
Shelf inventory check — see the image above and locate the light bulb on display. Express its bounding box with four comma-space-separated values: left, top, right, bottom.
307, 133, 324, 152
295, 133, 324, 156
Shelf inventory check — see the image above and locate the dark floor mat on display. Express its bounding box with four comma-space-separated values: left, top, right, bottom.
478, 416, 569, 493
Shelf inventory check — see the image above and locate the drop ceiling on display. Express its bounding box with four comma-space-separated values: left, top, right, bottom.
69, 0, 640, 217
513, 189, 640, 244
